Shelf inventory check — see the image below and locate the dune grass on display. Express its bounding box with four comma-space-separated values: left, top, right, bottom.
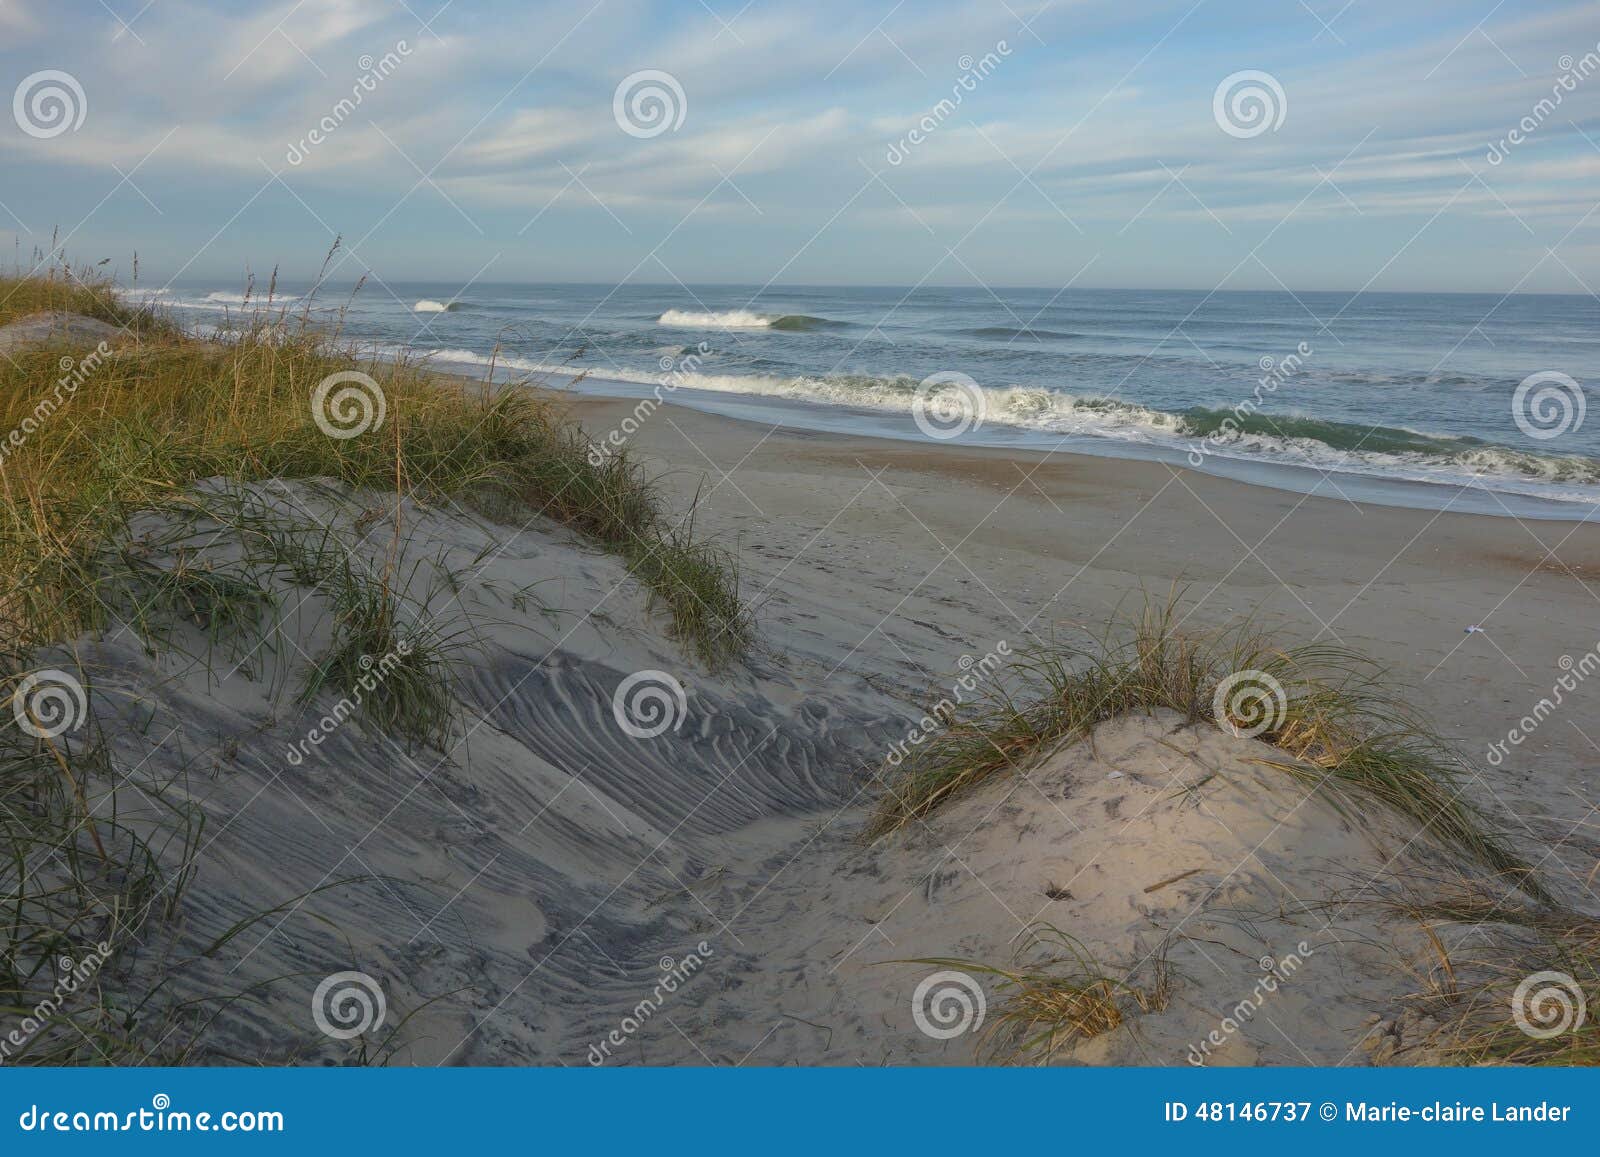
0, 711, 207, 1064
0, 254, 175, 334
866, 598, 1539, 897
0, 261, 749, 668
899, 923, 1169, 1064
1393, 891, 1599, 1064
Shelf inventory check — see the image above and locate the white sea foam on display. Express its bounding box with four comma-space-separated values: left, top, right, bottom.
658, 309, 774, 328
413, 299, 451, 313
364, 344, 1600, 506
204, 290, 298, 304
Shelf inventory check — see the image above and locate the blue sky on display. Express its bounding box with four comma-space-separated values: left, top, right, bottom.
2, 0, 1598, 292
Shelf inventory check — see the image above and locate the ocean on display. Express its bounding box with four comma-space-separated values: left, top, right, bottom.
139, 281, 1600, 518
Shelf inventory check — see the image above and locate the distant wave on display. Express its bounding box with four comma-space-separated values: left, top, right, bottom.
413, 299, 465, 313
966, 326, 1084, 341
657, 309, 840, 331
116, 288, 300, 314
205, 290, 298, 304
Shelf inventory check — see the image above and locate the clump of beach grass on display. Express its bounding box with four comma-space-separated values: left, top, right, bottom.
0, 695, 205, 1064
0, 248, 175, 336
1387, 890, 1599, 1064
898, 923, 1168, 1064
297, 549, 461, 751
0, 259, 749, 668
866, 597, 1538, 896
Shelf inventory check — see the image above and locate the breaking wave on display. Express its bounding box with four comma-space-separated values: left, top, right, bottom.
657, 310, 840, 331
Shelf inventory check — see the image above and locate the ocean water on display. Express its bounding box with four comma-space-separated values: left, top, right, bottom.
140, 282, 1600, 517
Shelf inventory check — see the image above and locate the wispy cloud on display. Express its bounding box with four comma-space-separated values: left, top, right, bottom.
1, 0, 1596, 289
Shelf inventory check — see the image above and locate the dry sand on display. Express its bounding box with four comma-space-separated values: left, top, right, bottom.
50, 388, 1600, 1066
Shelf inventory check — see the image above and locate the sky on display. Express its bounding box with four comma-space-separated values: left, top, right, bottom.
1, 0, 1599, 293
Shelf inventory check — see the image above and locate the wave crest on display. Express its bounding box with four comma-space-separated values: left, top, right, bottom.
657, 310, 837, 331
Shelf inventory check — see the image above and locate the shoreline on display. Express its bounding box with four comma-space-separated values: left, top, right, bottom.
474, 368, 1600, 523
527, 376, 1600, 526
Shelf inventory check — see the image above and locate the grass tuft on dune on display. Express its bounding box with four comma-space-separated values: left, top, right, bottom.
899, 923, 1169, 1065
865, 596, 1540, 897
1391, 891, 1600, 1065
